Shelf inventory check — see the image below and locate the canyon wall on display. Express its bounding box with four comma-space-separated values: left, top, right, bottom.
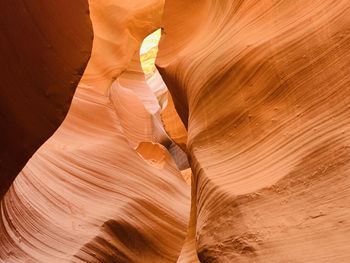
0, 0, 93, 198
157, 0, 350, 262
1, 0, 350, 262
0, 1, 190, 262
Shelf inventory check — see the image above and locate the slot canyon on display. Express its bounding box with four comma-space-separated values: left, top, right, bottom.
0, 0, 350, 262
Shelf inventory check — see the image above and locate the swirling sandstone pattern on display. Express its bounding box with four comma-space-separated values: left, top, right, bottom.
157, 0, 350, 262
0, 0, 93, 198
0, 0, 190, 262
0, 86, 189, 262
2, 0, 350, 262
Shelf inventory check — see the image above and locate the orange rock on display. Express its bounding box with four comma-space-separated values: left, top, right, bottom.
157, 0, 350, 261
0, 0, 93, 199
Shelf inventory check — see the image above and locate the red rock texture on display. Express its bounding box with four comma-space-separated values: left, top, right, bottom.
0, 0, 93, 198
0, 1, 190, 262
2, 0, 350, 262
157, 0, 350, 261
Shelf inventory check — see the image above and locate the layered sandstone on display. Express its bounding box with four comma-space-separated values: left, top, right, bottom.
0, 0, 93, 198
1, 0, 350, 262
157, 0, 350, 262
0, 1, 190, 262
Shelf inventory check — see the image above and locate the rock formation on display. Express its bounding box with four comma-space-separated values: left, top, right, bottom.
157, 0, 350, 262
1, 0, 350, 262
0, 1, 190, 262
0, 0, 93, 199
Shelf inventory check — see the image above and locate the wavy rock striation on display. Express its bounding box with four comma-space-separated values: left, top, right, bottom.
0, 85, 190, 262
0, 0, 93, 199
2, 0, 350, 262
157, 0, 350, 261
1, 1, 190, 262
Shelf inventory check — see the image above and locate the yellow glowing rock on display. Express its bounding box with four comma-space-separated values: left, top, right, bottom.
140, 29, 162, 76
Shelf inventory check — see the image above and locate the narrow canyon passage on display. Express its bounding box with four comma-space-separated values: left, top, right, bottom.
1, 0, 350, 262
0, 2, 191, 262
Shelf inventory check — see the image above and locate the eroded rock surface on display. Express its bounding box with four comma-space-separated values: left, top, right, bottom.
0, 0, 93, 198
1, 0, 350, 262
157, 0, 350, 261
0, 1, 190, 262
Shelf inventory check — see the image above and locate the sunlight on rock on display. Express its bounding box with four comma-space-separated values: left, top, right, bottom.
140, 29, 162, 76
